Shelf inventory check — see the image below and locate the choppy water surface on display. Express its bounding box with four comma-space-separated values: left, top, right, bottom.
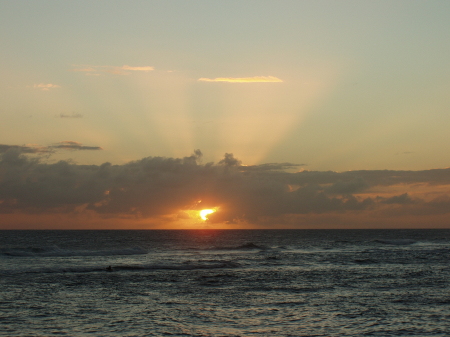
1, 229, 449, 336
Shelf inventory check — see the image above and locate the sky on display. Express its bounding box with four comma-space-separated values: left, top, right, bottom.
1, 0, 450, 229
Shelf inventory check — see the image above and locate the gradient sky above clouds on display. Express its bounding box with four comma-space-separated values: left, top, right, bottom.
1, 1, 450, 229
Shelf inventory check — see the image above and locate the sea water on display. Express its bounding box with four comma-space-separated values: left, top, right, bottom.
1, 229, 449, 336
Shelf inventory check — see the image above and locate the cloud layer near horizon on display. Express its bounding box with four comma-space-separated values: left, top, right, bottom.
1, 149, 450, 228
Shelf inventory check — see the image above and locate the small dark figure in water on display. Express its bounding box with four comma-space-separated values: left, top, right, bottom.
106, 266, 113, 272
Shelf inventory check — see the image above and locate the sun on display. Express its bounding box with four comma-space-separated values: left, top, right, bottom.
199, 209, 215, 221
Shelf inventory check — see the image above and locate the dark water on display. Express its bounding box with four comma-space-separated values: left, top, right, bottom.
1, 230, 449, 336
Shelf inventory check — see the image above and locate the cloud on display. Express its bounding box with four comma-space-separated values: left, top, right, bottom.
325, 178, 369, 194
1, 149, 449, 228
286, 168, 450, 187
0, 142, 102, 155
121, 65, 154, 72
0, 144, 51, 154
218, 152, 241, 166
240, 162, 304, 172
33, 83, 60, 91
70, 65, 154, 76
198, 76, 283, 83
50, 141, 103, 151
379, 193, 414, 204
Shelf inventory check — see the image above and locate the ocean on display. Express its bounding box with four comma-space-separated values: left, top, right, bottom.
1, 229, 449, 336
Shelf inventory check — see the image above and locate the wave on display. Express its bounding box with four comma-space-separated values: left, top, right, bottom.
0, 246, 147, 257
237, 242, 266, 249
1, 260, 240, 275
354, 258, 377, 264
374, 239, 417, 245
206, 242, 267, 251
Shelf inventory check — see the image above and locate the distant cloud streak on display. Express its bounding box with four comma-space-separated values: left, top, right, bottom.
0, 144, 51, 154
0, 141, 102, 155
198, 76, 283, 83
50, 141, 103, 151
70, 64, 154, 76
121, 65, 154, 72
33, 83, 60, 90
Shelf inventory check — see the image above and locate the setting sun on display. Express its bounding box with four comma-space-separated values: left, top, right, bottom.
199, 209, 215, 221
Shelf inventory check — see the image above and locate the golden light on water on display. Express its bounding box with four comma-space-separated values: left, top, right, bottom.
199, 209, 215, 221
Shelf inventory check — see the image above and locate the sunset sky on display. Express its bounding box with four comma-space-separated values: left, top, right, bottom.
1, 1, 450, 229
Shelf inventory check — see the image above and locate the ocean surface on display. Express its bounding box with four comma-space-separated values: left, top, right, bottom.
1, 229, 449, 336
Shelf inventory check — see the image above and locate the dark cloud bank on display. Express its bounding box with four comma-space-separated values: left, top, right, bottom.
1, 148, 450, 227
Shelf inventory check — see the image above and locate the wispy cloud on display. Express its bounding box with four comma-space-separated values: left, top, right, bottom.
198, 76, 283, 83
121, 65, 154, 72
50, 141, 102, 151
70, 65, 154, 76
0, 141, 102, 155
33, 83, 60, 91
0, 144, 51, 154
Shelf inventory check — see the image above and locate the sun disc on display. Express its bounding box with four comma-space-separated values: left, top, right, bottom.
199, 209, 215, 221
